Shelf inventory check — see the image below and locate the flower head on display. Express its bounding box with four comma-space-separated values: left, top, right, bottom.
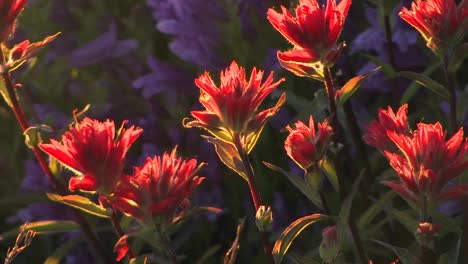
0, 0, 27, 42
383, 123, 468, 209
399, 0, 468, 54
39, 118, 143, 194
184, 61, 285, 153
267, 0, 351, 76
285, 116, 333, 171
363, 104, 410, 152
110, 147, 205, 224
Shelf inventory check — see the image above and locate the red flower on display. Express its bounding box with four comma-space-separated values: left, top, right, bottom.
363, 104, 410, 152
267, 0, 351, 76
0, 0, 27, 42
110, 147, 205, 223
399, 0, 468, 54
383, 123, 468, 209
39, 118, 143, 194
184, 61, 285, 153
285, 116, 333, 171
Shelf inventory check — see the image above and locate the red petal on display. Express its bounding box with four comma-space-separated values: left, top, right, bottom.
69, 175, 98, 192
114, 235, 130, 262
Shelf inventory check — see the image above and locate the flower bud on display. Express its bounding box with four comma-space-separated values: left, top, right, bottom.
415, 222, 440, 250
319, 225, 340, 263
255, 206, 273, 232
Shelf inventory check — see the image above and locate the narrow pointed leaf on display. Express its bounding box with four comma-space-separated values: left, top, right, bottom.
47, 193, 111, 218
389, 209, 418, 235
398, 71, 449, 99
358, 191, 396, 230
263, 162, 323, 209
319, 159, 339, 192
337, 172, 363, 242
438, 235, 461, 264
0, 221, 80, 241
336, 68, 379, 107
272, 214, 328, 264
400, 63, 440, 104
0, 78, 12, 107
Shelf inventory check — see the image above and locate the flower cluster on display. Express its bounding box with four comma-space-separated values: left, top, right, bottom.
284, 116, 333, 171
39, 118, 143, 194
184, 61, 285, 153
399, 0, 468, 54
110, 148, 205, 224
267, 0, 351, 78
364, 105, 468, 211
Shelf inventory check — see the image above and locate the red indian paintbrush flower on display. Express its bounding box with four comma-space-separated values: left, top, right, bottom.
0, 0, 27, 42
285, 116, 333, 171
110, 147, 205, 224
267, 0, 351, 78
383, 122, 468, 210
399, 0, 468, 54
363, 104, 410, 152
39, 118, 143, 194
184, 61, 285, 153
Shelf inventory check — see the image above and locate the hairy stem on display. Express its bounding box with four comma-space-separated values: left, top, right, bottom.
0, 48, 114, 264
233, 134, 273, 264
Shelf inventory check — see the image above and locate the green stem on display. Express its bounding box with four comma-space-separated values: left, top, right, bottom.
233, 134, 274, 264
323, 67, 345, 202
323, 68, 368, 264
0, 48, 113, 264
441, 56, 457, 135
383, 14, 400, 106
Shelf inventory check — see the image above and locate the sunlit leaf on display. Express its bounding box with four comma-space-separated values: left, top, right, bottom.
47, 193, 111, 218
0, 221, 80, 241
319, 159, 339, 192
272, 214, 328, 264
335, 68, 380, 107
203, 136, 248, 181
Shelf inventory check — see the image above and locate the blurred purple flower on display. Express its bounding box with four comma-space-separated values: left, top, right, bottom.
237, 0, 268, 39
133, 56, 196, 99
69, 23, 138, 68
350, 6, 426, 92
147, 0, 227, 69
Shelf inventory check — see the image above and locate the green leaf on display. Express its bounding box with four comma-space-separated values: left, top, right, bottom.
400, 63, 440, 104
448, 43, 468, 73
203, 136, 248, 181
336, 68, 380, 107
195, 245, 221, 264
319, 159, 339, 192
337, 172, 363, 243
0, 221, 80, 241
47, 193, 111, 218
263, 162, 323, 210
438, 236, 461, 264
358, 191, 396, 230
389, 209, 418, 235
44, 237, 81, 264
432, 212, 461, 235
23, 124, 52, 149
372, 240, 420, 264
397, 71, 449, 99
272, 214, 328, 264
0, 78, 12, 107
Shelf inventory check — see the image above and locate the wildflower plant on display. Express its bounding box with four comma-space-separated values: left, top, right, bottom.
0, 0, 467, 264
